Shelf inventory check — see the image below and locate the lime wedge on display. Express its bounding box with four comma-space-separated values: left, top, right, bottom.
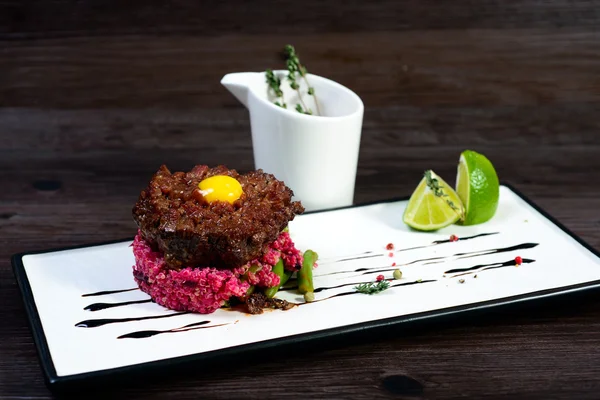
403, 170, 465, 231
455, 150, 500, 225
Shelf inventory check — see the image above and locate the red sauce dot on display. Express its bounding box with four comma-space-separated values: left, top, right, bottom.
392, 262, 396, 267
388, 252, 394, 257
376, 274, 385, 282
386, 243, 394, 250
450, 234, 459, 242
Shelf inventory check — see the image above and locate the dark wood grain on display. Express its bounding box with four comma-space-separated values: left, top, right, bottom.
2, 1, 600, 399
3, 0, 600, 39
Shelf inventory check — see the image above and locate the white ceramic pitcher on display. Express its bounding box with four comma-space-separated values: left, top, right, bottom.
221, 70, 364, 211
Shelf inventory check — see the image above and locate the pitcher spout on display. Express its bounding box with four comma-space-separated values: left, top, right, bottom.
220, 72, 262, 108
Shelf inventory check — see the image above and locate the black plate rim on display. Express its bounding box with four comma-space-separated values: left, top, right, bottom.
11, 182, 600, 390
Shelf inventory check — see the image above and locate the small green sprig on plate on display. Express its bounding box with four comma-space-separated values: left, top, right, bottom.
354, 280, 390, 295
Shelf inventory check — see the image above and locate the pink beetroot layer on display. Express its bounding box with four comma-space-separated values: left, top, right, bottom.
132, 231, 304, 314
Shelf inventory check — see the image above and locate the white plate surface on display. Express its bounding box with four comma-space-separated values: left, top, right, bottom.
16, 185, 600, 380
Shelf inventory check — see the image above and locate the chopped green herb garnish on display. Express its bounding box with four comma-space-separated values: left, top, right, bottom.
354, 280, 390, 295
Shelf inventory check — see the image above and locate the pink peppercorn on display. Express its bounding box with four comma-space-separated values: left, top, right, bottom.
376, 274, 385, 282
515, 256, 523, 265
392, 262, 396, 267
386, 243, 394, 250
450, 234, 459, 242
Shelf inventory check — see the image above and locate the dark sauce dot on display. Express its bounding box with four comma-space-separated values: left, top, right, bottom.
381, 375, 424, 396
0, 212, 16, 219
33, 180, 62, 191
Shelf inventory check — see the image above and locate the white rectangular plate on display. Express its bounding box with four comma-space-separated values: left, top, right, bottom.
13, 185, 600, 389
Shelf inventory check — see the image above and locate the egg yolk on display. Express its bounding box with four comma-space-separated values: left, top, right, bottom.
198, 175, 243, 204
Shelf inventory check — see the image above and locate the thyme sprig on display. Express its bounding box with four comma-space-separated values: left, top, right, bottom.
264, 45, 320, 115
265, 69, 286, 109
284, 44, 320, 115
424, 170, 464, 220
354, 280, 390, 295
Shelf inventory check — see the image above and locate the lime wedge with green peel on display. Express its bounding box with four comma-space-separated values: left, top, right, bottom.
455, 150, 500, 225
403, 170, 465, 231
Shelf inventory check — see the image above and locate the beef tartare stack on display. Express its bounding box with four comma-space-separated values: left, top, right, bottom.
132, 165, 316, 314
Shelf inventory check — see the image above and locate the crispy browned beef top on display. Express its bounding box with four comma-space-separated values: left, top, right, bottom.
132, 165, 304, 269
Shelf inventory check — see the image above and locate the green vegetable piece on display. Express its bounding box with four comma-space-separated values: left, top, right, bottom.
265, 259, 285, 298
246, 285, 255, 296
249, 264, 261, 274
280, 269, 293, 287
298, 250, 318, 294
241, 263, 262, 283
304, 292, 315, 302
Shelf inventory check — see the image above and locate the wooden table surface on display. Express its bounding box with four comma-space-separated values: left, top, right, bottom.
2, 1, 600, 398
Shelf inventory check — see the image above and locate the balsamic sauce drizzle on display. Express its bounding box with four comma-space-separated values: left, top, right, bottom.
316, 242, 539, 278
75, 312, 189, 328
359, 243, 539, 276
118, 320, 231, 339
312, 279, 437, 293
455, 243, 539, 259
84, 299, 152, 312
301, 279, 438, 304
431, 232, 498, 245
445, 258, 536, 277
81, 288, 139, 297
319, 232, 499, 265
336, 252, 381, 263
